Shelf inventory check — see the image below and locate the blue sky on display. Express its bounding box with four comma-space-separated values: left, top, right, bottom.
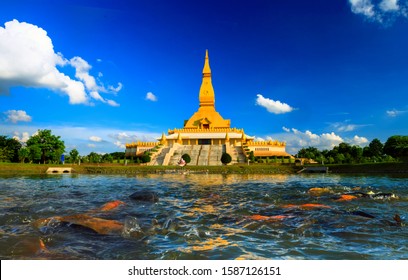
1, 0, 408, 155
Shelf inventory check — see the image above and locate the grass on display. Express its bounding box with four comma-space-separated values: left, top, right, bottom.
1, 162, 406, 175
0, 162, 300, 175
326, 162, 408, 174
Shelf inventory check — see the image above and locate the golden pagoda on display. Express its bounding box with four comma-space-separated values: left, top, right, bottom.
125, 50, 291, 165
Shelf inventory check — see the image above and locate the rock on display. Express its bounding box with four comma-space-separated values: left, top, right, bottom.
129, 190, 159, 202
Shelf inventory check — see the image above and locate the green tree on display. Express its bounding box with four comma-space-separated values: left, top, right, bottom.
350, 145, 363, 163
335, 153, 345, 164
0, 136, 22, 162
297, 147, 320, 160
26, 130, 65, 164
365, 138, 383, 158
102, 153, 113, 163
384, 135, 408, 160
221, 152, 232, 165
0, 147, 12, 162
69, 149, 80, 164
110, 152, 125, 163
18, 147, 29, 163
249, 151, 255, 162
88, 152, 101, 163
338, 142, 352, 155
28, 145, 42, 163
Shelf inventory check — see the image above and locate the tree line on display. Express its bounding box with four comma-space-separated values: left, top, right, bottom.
0, 129, 124, 164
296, 136, 408, 164
1, 129, 407, 164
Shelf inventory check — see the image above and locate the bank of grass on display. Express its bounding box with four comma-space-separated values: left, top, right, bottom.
83, 164, 300, 174
327, 162, 408, 174
1, 162, 407, 175
0, 162, 300, 175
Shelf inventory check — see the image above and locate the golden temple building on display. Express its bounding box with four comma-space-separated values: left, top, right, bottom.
125, 50, 291, 165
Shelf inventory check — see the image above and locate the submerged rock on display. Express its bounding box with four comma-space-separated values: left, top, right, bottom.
129, 190, 159, 202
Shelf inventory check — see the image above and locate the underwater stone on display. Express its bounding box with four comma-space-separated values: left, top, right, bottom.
129, 190, 159, 202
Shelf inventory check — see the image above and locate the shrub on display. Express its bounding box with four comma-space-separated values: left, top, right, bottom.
221, 152, 232, 165
182, 153, 191, 164
140, 152, 151, 163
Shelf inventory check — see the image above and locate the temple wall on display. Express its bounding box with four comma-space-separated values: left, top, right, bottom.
125, 143, 158, 157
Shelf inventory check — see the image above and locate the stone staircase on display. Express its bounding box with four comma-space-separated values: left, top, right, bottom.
151, 144, 243, 166
208, 145, 224, 165
148, 146, 168, 165
166, 144, 225, 166
227, 146, 246, 164
168, 145, 193, 165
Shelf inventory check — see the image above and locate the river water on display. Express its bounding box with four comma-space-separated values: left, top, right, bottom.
0, 173, 407, 260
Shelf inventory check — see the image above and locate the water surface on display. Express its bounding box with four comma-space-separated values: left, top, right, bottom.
1, 173, 407, 259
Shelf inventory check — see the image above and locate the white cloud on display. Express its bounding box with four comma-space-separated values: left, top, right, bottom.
386, 109, 407, 117
255, 94, 294, 114
349, 0, 407, 23
280, 127, 369, 154
108, 82, 123, 93
349, 135, 369, 146
332, 122, 357, 132
146, 92, 158, 102
4, 110, 32, 123
320, 132, 344, 148
349, 0, 375, 18
282, 126, 290, 133
87, 143, 96, 148
13, 131, 30, 143
69, 56, 121, 106
380, 0, 399, 11
108, 132, 157, 143
89, 136, 102, 142
114, 141, 126, 149
0, 20, 121, 106
109, 132, 136, 141
330, 121, 370, 132
106, 99, 120, 107
386, 110, 398, 117
70, 56, 97, 91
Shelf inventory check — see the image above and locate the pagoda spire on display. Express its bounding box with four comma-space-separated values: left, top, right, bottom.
199, 49, 215, 108
202, 49, 211, 77
183, 49, 231, 129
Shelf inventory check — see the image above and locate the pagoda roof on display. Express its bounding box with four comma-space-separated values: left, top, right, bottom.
159, 132, 254, 140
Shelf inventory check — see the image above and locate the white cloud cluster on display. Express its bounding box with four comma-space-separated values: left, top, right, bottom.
255, 94, 294, 114
89, 136, 103, 142
281, 127, 369, 154
109, 132, 140, 149
70, 57, 120, 106
330, 121, 370, 132
349, 0, 407, 23
386, 109, 407, 117
13, 131, 30, 143
0, 20, 121, 106
380, 0, 400, 11
4, 110, 32, 123
349, 0, 375, 17
351, 135, 370, 146
145, 92, 158, 102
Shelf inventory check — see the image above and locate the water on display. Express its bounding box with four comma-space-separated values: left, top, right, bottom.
0, 173, 407, 260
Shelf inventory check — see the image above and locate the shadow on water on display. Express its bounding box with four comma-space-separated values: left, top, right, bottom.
0, 173, 407, 259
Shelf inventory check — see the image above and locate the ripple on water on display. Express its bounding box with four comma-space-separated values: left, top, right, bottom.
0, 174, 407, 259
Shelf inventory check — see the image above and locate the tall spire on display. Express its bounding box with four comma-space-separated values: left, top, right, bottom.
202, 49, 211, 77
183, 49, 231, 129
199, 49, 215, 108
